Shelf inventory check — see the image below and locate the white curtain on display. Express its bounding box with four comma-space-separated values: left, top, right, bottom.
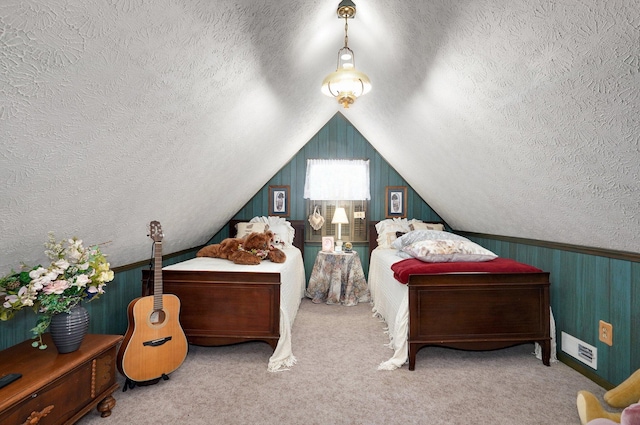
303, 159, 370, 200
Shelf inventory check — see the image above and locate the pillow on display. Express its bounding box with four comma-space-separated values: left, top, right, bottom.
236, 222, 269, 238
401, 239, 498, 263
250, 216, 295, 248
391, 229, 469, 250
375, 218, 412, 248
395, 250, 413, 259
410, 222, 445, 231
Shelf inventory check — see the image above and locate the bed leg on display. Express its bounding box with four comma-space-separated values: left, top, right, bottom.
408, 344, 417, 371
541, 340, 551, 366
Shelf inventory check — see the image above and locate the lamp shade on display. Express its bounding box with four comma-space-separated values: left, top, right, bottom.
332, 207, 349, 224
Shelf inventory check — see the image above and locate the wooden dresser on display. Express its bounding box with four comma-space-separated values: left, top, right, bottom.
0, 333, 122, 424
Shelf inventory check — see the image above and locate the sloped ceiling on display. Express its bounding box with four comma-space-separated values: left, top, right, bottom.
1, 0, 638, 272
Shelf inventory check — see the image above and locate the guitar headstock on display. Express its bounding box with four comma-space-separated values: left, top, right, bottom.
149, 221, 164, 243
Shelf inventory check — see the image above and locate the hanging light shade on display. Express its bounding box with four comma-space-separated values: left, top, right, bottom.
321, 0, 371, 109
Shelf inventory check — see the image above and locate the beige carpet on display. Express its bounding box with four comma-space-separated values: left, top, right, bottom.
79, 299, 607, 425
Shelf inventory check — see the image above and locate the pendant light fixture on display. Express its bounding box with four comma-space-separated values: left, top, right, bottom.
321, 0, 371, 109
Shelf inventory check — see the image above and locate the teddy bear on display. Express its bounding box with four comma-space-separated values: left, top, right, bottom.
196, 230, 286, 265
577, 369, 640, 425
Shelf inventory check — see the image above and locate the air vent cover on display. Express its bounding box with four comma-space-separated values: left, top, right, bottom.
561, 331, 597, 370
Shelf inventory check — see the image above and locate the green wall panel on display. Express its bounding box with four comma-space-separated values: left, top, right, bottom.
228, 112, 442, 281
467, 234, 639, 387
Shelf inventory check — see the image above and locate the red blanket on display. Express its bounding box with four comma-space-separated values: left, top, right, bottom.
391, 257, 543, 284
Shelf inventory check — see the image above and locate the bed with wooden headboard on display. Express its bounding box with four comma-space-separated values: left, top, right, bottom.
367, 221, 551, 370
142, 219, 305, 372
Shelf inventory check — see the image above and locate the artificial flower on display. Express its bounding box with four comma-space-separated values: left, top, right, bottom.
0, 232, 114, 349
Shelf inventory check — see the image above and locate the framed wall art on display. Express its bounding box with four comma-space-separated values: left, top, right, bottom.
269, 185, 290, 217
385, 186, 407, 218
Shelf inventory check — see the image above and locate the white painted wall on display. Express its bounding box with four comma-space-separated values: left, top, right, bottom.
1, 0, 638, 272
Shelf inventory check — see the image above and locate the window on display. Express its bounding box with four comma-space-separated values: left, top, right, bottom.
303, 159, 370, 243
303, 159, 370, 201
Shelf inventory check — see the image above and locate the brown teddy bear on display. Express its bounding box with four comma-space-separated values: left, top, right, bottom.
196, 230, 286, 265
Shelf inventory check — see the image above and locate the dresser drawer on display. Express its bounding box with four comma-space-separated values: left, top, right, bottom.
0, 362, 93, 424
0, 335, 121, 425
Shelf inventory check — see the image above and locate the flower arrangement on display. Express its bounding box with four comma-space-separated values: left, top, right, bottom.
0, 232, 114, 349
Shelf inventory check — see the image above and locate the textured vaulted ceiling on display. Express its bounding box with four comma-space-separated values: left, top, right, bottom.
1, 0, 638, 272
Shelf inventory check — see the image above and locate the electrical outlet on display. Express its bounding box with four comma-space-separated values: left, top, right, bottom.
599, 320, 613, 346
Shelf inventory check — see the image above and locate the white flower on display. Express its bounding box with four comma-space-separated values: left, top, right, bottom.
29, 267, 47, 279
66, 239, 84, 262
3, 295, 17, 308
53, 259, 69, 270
73, 274, 91, 287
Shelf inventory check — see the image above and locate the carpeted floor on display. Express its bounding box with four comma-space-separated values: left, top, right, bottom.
78, 299, 609, 425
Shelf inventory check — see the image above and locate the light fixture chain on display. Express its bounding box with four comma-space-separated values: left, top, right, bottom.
344, 17, 349, 48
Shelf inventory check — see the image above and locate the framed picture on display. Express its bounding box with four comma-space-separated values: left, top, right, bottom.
269, 185, 290, 217
321, 236, 335, 252
385, 186, 407, 218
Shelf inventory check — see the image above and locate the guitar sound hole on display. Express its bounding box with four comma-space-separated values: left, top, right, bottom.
149, 309, 166, 325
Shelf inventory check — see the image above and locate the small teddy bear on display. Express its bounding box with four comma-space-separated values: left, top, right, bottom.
197, 230, 286, 265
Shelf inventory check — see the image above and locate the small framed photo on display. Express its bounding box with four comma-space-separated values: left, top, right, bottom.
269, 185, 290, 217
385, 186, 407, 218
321, 236, 335, 252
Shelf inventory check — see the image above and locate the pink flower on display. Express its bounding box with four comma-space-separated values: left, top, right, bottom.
43, 280, 69, 295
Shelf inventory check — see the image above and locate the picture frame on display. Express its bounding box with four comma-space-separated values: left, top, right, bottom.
321, 236, 335, 252
385, 186, 407, 218
269, 185, 290, 217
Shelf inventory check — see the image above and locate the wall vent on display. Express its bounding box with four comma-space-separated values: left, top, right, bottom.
562, 331, 597, 370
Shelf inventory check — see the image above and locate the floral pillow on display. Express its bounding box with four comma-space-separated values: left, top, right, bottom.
391, 230, 468, 250
401, 239, 498, 263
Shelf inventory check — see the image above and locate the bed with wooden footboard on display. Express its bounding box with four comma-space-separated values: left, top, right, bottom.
367, 220, 551, 370
142, 218, 305, 372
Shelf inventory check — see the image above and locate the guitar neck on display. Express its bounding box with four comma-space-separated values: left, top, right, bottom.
153, 241, 163, 311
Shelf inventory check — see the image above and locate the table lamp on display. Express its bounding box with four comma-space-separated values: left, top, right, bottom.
332, 207, 349, 251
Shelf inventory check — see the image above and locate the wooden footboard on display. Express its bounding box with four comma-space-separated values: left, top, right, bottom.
407, 272, 551, 370
142, 270, 280, 349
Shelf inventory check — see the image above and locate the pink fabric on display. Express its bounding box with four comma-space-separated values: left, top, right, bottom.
622, 403, 640, 425
586, 403, 640, 425
391, 257, 543, 284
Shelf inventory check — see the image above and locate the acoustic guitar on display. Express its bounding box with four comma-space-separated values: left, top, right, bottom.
117, 221, 188, 385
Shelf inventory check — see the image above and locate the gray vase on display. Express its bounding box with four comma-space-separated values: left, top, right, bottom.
49, 303, 90, 353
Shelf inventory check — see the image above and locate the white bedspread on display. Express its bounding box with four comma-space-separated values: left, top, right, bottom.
163, 247, 306, 372
368, 247, 557, 370
368, 247, 409, 370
